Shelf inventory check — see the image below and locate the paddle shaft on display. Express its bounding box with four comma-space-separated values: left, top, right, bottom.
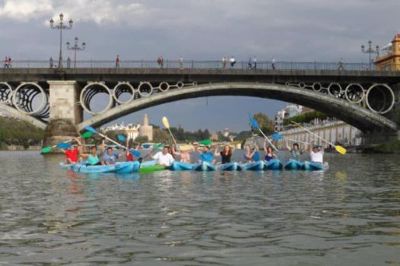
258, 128, 278, 152
97, 132, 128, 149
291, 121, 335, 147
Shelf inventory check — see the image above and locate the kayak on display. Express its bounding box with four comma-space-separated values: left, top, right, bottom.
242, 161, 265, 171
284, 159, 304, 170
265, 159, 283, 170
61, 161, 140, 174
219, 162, 243, 171
140, 160, 156, 167
193, 161, 216, 171
139, 164, 166, 174
302, 161, 329, 171
169, 161, 194, 171
115, 161, 140, 174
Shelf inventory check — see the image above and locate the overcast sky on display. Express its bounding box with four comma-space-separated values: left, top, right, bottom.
0, 0, 398, 131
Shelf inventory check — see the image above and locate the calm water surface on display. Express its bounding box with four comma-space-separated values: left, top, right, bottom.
0, 151, 400, 265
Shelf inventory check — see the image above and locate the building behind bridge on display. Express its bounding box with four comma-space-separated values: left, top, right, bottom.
274, 105, 362, 148
101, 114, 153, 143
374, 34, 400, 71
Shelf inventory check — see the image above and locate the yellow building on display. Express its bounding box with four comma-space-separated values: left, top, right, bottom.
374, 34, 400, 71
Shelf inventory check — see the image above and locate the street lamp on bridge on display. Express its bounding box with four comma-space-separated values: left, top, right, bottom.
49, 13, 73, 68
361, 40, 379, 70
66, 37, 86, 68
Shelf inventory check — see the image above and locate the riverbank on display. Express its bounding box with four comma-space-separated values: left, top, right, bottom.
0, 145, 41, 151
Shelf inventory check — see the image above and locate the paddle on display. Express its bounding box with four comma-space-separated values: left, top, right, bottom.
162, 116, 178, 148
117, 134, 127, 142
249, 115, 278, 151
199, 139, 212, 146
290, 121, 346, 155
271, 131, 310, 145
84, 126, 128, 149
41, 130, 94, 154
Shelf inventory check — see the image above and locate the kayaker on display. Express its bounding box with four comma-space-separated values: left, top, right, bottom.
286, 140, 302, 159
263, 141, 277, 162
152, 146, 175, 167
244, 145, 260, 162
310, 144, 324, 163
63, 138, 81, 164
199, 146, 215, 164
215, 145, 233, 164
81, 146, 101, 166
172, 145, 192, 163
102, 147, 120, 165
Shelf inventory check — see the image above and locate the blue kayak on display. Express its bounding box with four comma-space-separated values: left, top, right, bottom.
284, 159, 304, 170
115, 161, 140, 174
193, 161, 216, 171
265, 159, 283, 170
242, 161, 265, 171
66, 161, 140, 174
219, 162, 243, 171
302, 161, 328, 171
169, 161, 194, 171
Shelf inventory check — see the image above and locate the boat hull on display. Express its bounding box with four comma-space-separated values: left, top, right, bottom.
219, 162, 243, 171
169, 161, 194, 171
302, 161, 328, 171
265, 159, 283, 170
242, 161, 265, 171
193, 161, 216, 171
284, 159, 304, 170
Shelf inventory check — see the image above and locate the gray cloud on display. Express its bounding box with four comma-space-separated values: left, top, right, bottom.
0, 0, 398, 130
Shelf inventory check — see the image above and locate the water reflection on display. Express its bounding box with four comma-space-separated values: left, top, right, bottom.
0, 152, 400, 264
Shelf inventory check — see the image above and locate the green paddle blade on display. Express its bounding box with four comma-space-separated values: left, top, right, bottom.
81, 131, 94, 139
199, 139, 212, 146
153, 143, 164, 150
41, 146, 52, 154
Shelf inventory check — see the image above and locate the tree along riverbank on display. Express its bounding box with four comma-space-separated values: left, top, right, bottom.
0, 117, 44, 150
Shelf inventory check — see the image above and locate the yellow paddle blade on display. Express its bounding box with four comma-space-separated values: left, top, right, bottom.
162, 116, 170, 129
335, 145, 347, 155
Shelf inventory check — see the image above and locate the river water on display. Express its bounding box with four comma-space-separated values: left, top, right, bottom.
0, 151, 400, 265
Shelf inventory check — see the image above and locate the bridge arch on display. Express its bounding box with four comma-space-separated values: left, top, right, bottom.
77, 82, 397, 133
0, 103, 47, 129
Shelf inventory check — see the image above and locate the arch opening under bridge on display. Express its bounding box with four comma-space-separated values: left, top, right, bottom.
77, 82, 398, 133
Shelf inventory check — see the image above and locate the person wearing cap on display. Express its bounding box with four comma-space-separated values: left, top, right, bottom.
152, 146, 175, 167
310, 143, 324, 163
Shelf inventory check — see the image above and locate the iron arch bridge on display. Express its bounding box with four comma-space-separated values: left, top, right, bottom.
0, 79, 398, 133
77, 81, 397, 132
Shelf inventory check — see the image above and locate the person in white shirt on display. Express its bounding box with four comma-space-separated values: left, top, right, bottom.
152, 147, 175, 167
310, 145, 324, 163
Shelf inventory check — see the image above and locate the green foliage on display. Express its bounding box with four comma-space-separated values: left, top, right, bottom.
169, 127, 211, 142
0, 117, 44, 149
135, 136, 149, 143
253, 112, 274, 135
153, 128, 171, 144
283, 111, 329, 126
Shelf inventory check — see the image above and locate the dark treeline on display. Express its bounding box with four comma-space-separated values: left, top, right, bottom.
0, 117, 44, 149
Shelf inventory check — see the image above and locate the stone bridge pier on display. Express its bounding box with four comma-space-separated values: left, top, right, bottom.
43, 81, 83, 147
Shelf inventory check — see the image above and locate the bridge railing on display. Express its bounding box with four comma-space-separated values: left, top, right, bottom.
1, 59, 378, 71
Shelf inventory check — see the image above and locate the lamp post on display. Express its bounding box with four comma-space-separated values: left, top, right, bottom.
49, 13, 73, 68
66, 37, 86, 68
361, 40, 379, 70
